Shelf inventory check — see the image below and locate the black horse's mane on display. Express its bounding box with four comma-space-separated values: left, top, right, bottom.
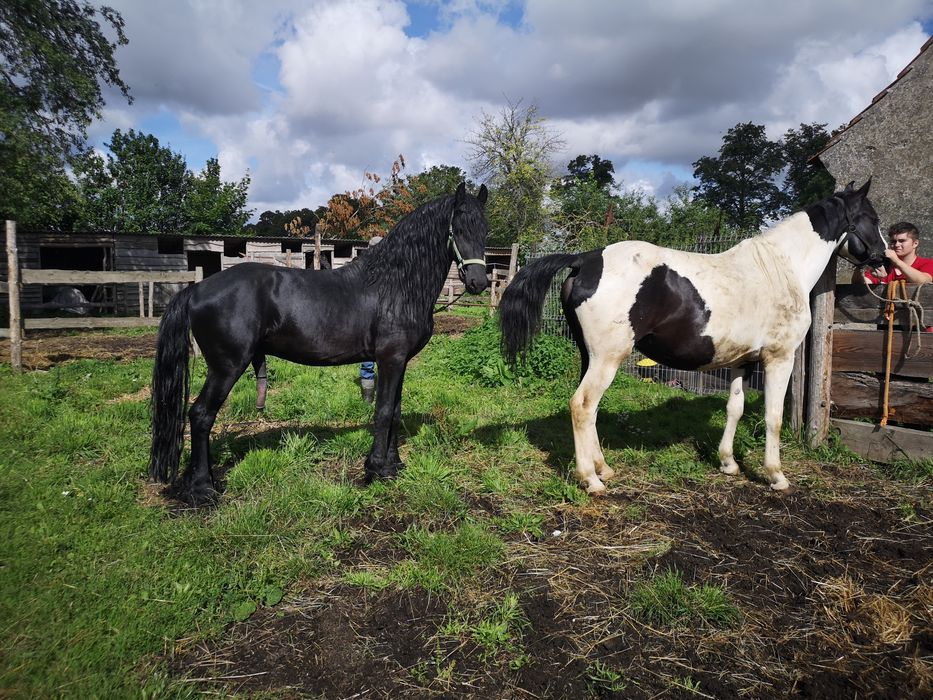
345, 192, 482, 323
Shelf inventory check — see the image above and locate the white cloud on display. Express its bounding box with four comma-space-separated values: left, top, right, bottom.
89, 1, 932, 215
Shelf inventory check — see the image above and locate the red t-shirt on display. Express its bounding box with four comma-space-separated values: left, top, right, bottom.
864, 255, 933, 284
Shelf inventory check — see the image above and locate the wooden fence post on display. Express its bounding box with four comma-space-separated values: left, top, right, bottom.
787, 342, 806, 434
314, 227, 321, 271
806, 263, 836, 446
508, 243, 519, 280
6, 221, 22, 372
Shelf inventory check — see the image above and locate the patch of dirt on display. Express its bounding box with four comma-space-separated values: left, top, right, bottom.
0, 330, 159, 370
1, 314, 482, 370
167, 479, 932, 699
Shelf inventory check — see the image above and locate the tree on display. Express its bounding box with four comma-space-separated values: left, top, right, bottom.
1, 0, 131, 226
185, 158, 253, 235
565, 154, 615, 189
692, 122, 786, 231
407, 165, 473, 208
318, 156, 419, 240
75, 129, 188, 232
780, 122, 836, 211
465, 99, 564, 246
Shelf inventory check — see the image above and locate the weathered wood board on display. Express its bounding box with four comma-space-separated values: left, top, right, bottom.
830, 418, 932, 463
831, 372, 933, 425
832, 329, 933, 378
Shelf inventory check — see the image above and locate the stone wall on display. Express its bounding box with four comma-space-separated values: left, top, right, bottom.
818, 38, 932, 244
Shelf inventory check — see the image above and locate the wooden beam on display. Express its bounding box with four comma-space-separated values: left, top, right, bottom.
806, 263, 835, 446
832, 329, 933, 378
20, 269, 200, 284
6, 221, 22, 371
834, 283, 933, 323
832, 372, 933, 425
831, 418, 933, 463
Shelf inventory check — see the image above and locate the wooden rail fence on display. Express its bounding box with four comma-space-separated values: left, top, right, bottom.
792, 268, 932, 463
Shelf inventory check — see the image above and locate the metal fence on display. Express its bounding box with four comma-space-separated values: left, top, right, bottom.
532, 232, 766, 395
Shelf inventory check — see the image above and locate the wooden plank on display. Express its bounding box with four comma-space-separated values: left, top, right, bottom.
832, 329, 933, 378
831, 418, 933, 464
0, 317, 162, 337
6, 221, 22, 371
806, 264, 835, 446
21, 269, 200, 284
787, 341, 806, 434
835, 283, 933, 323
831, 372, 933, 425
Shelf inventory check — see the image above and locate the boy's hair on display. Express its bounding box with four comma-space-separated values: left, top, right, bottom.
888, 221, 919, 242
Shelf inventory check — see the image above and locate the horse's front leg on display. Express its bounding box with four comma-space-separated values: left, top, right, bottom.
718, 367, 746, 476
762, 356, 794, 491
364, 359, 406, 483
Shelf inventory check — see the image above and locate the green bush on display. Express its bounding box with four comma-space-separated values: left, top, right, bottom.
445, 318, 577, 386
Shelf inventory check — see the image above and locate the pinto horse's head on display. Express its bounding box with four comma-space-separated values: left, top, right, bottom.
449, 182, 490, 294
833, 179, 886, 269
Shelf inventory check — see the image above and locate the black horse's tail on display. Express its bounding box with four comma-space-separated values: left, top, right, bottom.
499, 253, 580, 365
149, 285, 195, 484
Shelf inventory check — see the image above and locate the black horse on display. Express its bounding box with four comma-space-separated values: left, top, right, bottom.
150, 183, 489, 504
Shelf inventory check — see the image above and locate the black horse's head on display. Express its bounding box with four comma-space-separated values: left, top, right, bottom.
449, 182, 490, 294
832, 179, 886, 268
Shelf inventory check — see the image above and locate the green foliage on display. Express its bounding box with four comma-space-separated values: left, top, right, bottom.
466, 99, 564, 246
398, 522, 504, 590
0, 0, 131, 226
630, 569, 739, 627
184, 158, 253, 234
444, 317, 576, 387
692, 122, 786, 231
781, 122, 836, 210
585, 660, 628, 693
75, 129, 188, 232
469, 593, 528, 661
73, 130, 253, 234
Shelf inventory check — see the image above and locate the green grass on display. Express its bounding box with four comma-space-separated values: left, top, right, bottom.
0, 322, 827, 696
629, 568, 740, 628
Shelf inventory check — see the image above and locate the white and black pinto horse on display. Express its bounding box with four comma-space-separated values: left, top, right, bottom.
500, 181, 885, 494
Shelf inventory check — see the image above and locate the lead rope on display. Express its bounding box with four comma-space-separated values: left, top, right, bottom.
864, 279, 926, 357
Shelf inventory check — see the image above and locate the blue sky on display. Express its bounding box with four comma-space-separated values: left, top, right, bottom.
92, 1, 933, 219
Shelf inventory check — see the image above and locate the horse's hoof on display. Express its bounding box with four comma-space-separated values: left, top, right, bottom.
770, 476, 791, 491
597, 466, 615, 481
720, 463, 740, 476
364, 467, 399, 484
585, 480, 607, 495
169, 482, 218, 507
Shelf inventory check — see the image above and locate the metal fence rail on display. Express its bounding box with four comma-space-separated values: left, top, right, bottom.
532, 233, 765, 395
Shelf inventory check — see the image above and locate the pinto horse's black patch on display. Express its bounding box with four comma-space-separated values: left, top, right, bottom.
630, 265, 715, 370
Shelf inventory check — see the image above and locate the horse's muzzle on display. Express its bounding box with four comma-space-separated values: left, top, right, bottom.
460, 265, 489, 294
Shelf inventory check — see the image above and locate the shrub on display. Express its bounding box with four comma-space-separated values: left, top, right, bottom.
445, 317, 577, 386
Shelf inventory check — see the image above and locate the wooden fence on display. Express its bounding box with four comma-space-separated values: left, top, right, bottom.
792, 266, 932, 462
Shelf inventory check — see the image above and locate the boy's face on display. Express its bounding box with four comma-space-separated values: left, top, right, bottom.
889, 233, 918, 258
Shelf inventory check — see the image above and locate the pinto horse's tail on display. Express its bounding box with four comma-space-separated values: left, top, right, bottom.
499, 253, 580, 365
149, 284, 195, 484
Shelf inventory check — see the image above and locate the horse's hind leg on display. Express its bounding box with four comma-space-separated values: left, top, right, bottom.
718, 367, 746, 476
179, 363, 247, 505
570, 352, 624, 494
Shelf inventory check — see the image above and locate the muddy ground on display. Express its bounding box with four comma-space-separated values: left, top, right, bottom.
166, 476, 931, 699
0, 313, 482, 371
5, 324, 929, 698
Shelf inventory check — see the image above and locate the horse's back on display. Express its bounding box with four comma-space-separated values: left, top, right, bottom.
567, 239, 808, 369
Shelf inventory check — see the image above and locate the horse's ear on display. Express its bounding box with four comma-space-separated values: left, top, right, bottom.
856, 177, 872, 197
455, 181, 466, 204
842, 180, 856, 194
477, 184, 488, 206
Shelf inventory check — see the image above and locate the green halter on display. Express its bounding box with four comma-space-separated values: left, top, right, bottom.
448, 214, 485, 273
